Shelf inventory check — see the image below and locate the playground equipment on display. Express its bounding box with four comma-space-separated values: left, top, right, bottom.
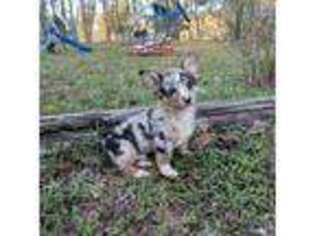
129, 38, 175, 56
138, 1, 190, 37
40, 15, 92, 55
129, 1, 190, 56
149, 1, 190, 23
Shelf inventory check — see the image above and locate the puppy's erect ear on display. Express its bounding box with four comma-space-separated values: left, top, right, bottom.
139, 70, 163, 91
180, 53, 199, 79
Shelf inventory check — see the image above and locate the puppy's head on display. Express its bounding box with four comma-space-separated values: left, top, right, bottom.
139, 53, 199, 109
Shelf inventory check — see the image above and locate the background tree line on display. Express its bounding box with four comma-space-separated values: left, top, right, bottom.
40, 0, 275, 87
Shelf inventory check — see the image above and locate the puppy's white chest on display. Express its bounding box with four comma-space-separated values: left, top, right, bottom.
169, 107, 196, 146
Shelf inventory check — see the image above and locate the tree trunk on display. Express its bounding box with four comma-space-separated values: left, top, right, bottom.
249, 2, 260, 84
40, 0, 48, 30
67, 0, 78, 39
49, 0, 57, 16
194, 0, 201, 39
234, 1, 244, 40
60, 0, 67, 20
115, 0, 121, 41
100, 0, 112, 42
79, 0, 96, 43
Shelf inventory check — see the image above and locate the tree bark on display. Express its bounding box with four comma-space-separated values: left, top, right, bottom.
100, 0, 112, 42
49, 0, 58, 16
60, 0, 67, 20
67, 0, 78, 39
79, 0, 96, 42
40, 0, 48, 30
234, 1, 244, 40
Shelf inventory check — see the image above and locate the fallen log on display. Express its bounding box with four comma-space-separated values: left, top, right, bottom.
41, 97, 274, 134
40, 97, 275, 156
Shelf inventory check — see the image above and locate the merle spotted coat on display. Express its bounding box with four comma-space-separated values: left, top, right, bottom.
101, 54, 199, 178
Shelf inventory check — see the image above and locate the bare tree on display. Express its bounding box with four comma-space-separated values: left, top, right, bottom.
60, 0, 67, 19
49, 0, 57, 16
67, 0, 78, 39
240, 0, 275, 87
79, 0, 97, 42
222, 0, 248, 41
234, 0, 245, 40
100, 0, 113, 42
40, 0, 49, 30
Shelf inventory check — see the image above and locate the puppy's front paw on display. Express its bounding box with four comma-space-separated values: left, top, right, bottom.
159, 165, 178, 178
132, 169, 151, 178
137, 160, 153, 168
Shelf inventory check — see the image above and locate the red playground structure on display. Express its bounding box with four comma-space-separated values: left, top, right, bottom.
129, 40, 175, 56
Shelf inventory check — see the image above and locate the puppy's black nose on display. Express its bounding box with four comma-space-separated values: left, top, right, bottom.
185, 98, 191, 104
139, 70, 146, 76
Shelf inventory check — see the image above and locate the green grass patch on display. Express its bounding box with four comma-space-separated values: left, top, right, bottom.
40, 123, 275, 235
40, 41, 275, 235
40, 42, 274, 115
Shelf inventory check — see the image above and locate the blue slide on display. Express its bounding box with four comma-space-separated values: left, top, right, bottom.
48, 25, 92, 53
41, 17, 92, 55
151, 1, 190, 23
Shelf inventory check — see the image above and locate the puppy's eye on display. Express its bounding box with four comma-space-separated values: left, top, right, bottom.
187, 79, 194, 89
180, 73, 195, 89
168, 88, 176, 96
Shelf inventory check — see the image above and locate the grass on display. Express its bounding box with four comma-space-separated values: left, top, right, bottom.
40, 122, 275, 235
40, 41, 275, 235
40, 41, 273, 115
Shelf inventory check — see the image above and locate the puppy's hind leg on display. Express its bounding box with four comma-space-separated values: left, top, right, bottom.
136, 155, 152, 168
125, 165, 151, 178
110, 140, 150, 178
